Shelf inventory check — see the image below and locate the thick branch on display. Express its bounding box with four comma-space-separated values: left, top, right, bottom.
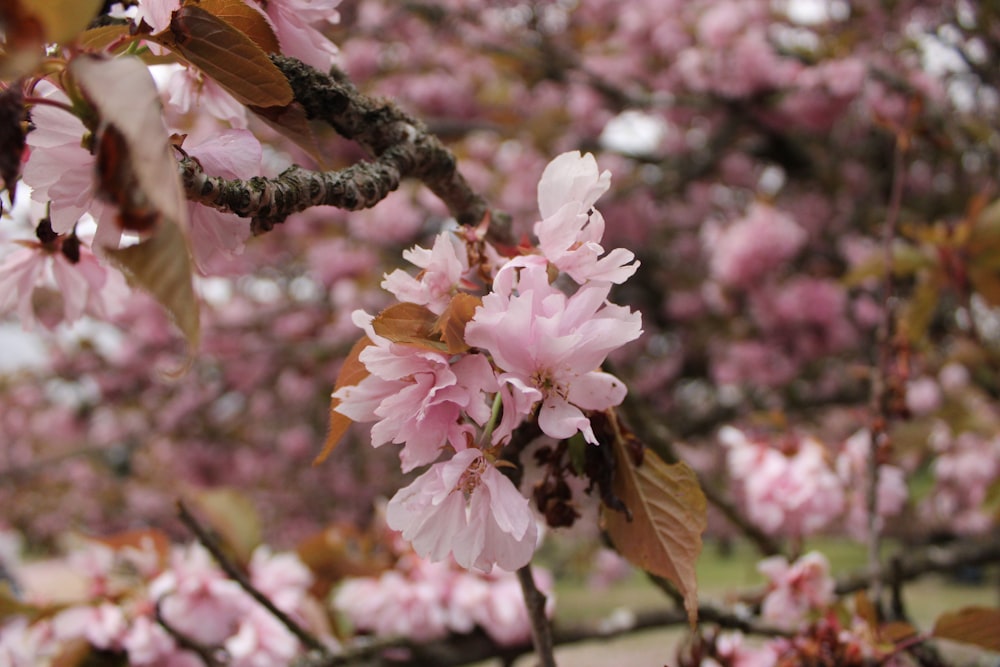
179, 56, 494, 236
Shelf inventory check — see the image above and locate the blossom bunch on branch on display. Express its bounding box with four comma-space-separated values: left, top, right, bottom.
328, 151, 643, 573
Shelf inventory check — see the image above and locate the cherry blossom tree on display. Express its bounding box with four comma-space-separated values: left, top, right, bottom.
1, 1, 1000, 666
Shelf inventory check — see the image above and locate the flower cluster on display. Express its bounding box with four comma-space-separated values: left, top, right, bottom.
0, 536, 332, 667
720, 427, 907, 540
334, 552, 553, 646
334, 151, 642, 572
757, 552, 835, 631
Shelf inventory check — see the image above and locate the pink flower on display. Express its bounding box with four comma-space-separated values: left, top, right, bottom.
23, 87, 119, 248
333, 312, 498, 472
0, 242, 128, 330
381, 231, 471, 314
707, 203, 806, 287
836, 429, 908, 540
225, 608, 300, 667
722, 427, 845, 537
335, 560, 452, 641
259, 0, 341, 72
758, 552, 835, 630
248, 546, 313, 613
163, 65, 248, 128
183, 130, 259, 274
385, 448, 538, 572
148, 544, 245, 647
465, 256, 642, 445
335, 552, 552, 644
52, 603, 128, 650
715, 632, 779, 667
534, 151, 638, 284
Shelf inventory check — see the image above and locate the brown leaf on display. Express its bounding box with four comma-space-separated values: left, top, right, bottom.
69, 55, 188, 234
184, 0, 280, 54
296, 523, 394, 597
315, 336, 373, 465
880, 621, 918, 643
602, 432, 707, 625
107, 219, 200, 352
0, 582, 38, 622
932, 606, 1000, 651
372, 302, 446, 351
18, 0, 103, 43
152, 5, 293, 108
190, 488, 262, 565
433, 293, 482, 354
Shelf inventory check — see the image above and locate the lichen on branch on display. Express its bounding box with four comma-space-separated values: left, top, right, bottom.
178, 56, 493, 236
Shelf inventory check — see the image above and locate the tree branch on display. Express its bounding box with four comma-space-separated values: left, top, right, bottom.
517, 564, 556, 667
179, 56, 498, 238
176, 500, 334, 661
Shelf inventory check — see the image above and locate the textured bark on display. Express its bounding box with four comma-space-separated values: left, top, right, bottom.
178, 56, 493, 236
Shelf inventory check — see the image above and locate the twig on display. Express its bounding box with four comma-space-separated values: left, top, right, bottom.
517, 564, 557, 667
155, 596, 228, 667
176, 500, 333, 659
868, 118, 911, 612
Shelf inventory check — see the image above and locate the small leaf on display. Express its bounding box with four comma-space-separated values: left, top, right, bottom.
315, 336, 373, 465
190, 488, 261, 565
432, 293, 482, 354
152, 5, 293, 108
372, 302, 446, 351
107, 219, 200, 352
0, 582, 39, 622
601, 432, 707, 625
932, 606, 1000, 651
76, 24, 133, 52
184, 0, 280, 54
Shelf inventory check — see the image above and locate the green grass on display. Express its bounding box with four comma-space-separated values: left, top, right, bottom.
554, 536, 998, 631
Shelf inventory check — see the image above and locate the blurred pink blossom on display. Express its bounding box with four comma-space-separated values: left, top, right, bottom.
722, 427, 845, 537
758, 552, 835, 630
707, 203, 807, 287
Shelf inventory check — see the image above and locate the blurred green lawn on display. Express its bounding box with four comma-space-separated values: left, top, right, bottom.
535, 537, 999, 667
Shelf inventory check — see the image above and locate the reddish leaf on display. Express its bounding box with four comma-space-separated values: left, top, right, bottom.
433, 293, 482, 354
932, 606, 1000, 651
601, 430, 707, 625
315, 336, 373, 465
152, 5, 293, 108
372, 302, 446, 351
183, 0, 280, 54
